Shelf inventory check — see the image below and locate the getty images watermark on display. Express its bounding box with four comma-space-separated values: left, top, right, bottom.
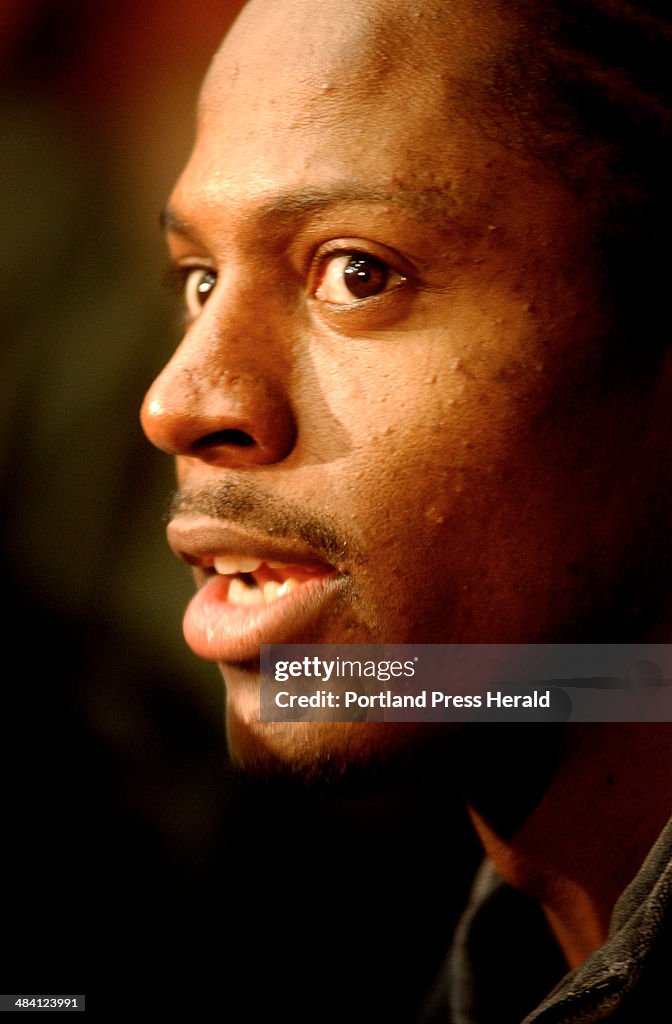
259, 644, 672, 723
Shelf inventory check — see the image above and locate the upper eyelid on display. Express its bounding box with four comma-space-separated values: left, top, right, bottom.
318, 249, 403, 272
310, 237, 413, 271
164, 224, 217, 267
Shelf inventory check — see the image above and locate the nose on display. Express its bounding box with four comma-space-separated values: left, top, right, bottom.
141, 305, 297, 469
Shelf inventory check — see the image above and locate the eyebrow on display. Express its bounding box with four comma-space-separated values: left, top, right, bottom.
160, 182, 458, 240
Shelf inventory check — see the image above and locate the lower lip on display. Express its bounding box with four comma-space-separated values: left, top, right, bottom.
182, 573, 342, 663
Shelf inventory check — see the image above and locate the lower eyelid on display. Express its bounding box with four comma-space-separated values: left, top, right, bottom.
310, 284, 415, 332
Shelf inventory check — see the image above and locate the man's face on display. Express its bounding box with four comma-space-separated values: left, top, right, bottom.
141, 0, 669, 773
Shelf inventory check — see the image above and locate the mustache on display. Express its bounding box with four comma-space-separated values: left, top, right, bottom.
166, 480, 356, 564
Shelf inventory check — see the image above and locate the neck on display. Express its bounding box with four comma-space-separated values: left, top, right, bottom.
469, 723, 672, 968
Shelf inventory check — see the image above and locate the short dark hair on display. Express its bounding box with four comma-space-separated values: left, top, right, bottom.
464, 0, 671, 349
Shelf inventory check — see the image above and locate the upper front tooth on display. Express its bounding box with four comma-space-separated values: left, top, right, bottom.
214, 555, 263, 575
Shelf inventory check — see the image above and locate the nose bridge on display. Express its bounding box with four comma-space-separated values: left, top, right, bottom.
141, 276, 297, 466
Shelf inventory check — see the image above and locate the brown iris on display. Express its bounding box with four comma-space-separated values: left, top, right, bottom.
343, 254, 388, 298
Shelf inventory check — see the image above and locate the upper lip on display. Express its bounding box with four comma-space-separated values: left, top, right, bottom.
167, 515, 339, 574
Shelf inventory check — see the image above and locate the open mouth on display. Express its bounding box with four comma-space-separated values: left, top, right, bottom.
167, 517, 344, 661
204, 556, 324, 607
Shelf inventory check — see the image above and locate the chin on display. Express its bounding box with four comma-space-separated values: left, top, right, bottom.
220, 667, 463, 802
220, 662, 455, 787
225, 699, 425, 778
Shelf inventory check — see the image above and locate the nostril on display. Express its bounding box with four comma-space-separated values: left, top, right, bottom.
193, 429, 256, 449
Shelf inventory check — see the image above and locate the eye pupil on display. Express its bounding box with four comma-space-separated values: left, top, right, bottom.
343, 255, 387, 298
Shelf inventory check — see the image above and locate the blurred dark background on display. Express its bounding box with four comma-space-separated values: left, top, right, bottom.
0, 3, 480, 1019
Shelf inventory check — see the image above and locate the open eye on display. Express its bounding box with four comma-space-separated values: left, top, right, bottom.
315, 252, 406, 304
183, 267, 217, 318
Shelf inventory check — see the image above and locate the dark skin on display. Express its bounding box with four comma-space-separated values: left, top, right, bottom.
141, 0, 672, 969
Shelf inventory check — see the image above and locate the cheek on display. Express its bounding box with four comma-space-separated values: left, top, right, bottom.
311, 380, 475, 635
313, 345, 500, 529
303, 338, 578, 638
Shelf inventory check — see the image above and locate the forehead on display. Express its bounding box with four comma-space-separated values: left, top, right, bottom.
174, 0, 522, 219
201, 0, 513, 116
